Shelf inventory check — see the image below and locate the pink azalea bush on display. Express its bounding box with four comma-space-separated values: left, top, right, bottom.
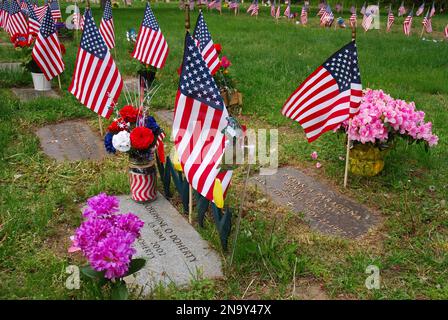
337, 89, 438, 148
70, 193, 144, 280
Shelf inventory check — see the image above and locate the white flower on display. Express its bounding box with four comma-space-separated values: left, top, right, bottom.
112, 131, 131, 152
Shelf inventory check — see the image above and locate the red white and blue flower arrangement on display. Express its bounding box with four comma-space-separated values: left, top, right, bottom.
69, 193, 145, 299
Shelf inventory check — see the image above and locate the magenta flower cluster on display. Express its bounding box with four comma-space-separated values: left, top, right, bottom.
338, 89, 438, 147
70, 193, 144, 280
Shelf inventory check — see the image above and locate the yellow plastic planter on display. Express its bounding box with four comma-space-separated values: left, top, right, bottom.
349, 143, 389, 177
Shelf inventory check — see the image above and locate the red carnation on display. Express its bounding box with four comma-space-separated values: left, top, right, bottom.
214, 43, 222, 54
119, 105, 139, 123
130, 127, 154, 150
107, 118, 127, 133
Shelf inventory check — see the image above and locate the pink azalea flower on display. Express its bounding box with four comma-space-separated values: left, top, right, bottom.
221, 56, 232, 69
316, 162, 322, 169
311, 151, 318, 160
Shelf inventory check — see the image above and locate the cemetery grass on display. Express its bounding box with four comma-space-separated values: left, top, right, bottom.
0, 3, 447, 299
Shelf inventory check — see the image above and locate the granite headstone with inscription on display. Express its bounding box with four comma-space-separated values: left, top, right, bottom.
118, 194, 223, 294
250, 167, 380, 238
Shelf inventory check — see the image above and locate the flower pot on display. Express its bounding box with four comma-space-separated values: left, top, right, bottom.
31, 72, 51, 91
129, 149, 157, 203
349, 144, 389, 177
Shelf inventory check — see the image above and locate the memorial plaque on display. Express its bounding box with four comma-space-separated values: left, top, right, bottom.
0, 62, 22, 72
36, 120, 106, 162
249, 167, 380, 238
11, 87, 59, 102
118, 194, 223, 294
154, 109, 174, 126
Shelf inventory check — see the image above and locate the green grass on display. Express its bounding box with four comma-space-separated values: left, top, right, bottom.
0, 3, 447, 299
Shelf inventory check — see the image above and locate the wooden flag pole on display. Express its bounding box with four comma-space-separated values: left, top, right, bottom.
57, 75, 62, 89
185, 2, 194, 224
344, 24, 357, 188
98, 115, 104, 136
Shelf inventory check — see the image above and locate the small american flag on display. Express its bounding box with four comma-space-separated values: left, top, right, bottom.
282, 41, 362, 143
349, 6, 357, 28
444, 24, 448, 39
270, 0, 275, 17
208, 0, 222, 12
284, 3, 290, 18
27, 1, 40, 36
398, 1, 406, 17
335, 2, 342, 13
317, 5, 325, 16
275, 5, 280, 19
20, 0, 28, 15
34, 4, 47, 22
69, 9, 123, 119
430, 2, 435, 17
403, 9, 413, 36
48, 0, 61, 21
422, 9, 432, 33
0, 0, 9, 31
100, 0, 115, 49
361, 12, 373, 31
173, 33, 233, 201
386, 7, 394, 32
320, 5, 334, 27
360, 2, 366, 15
132, 3, 169, 69
32, 7, 64, 80
73, 3, 83, 30
229, 0, 239, 11
193, 11, 220, 75
300, 5, 308, 25
8, 0, 28, 36
247, 0, 258, 16
416, 2, 425, 16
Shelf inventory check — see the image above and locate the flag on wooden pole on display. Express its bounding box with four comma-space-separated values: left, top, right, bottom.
8, 0, 27, 35
403, 8, 413, 36
193, 11, 221, 75
69, 9, 123, 119
99, 0, 115, 49
386, 6, 395, 32
281, 41, 362, 142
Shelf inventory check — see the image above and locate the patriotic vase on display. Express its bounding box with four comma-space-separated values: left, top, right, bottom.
349, 144, 390, 177
129, 150, 157, 203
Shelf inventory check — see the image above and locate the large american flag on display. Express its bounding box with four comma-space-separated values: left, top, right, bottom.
32, 7, 64, 80
300, 5, 308, 25
386, 7, 394, 32
416, 2, 425, 16
281, 41, 362, 143
27, 1, 40, 36
99, 0, 115, 49
8, 0, 27, 36
35, 4, 46, 22
422, 9, 432, 33
69, 9, 123, 119
361, 12, 373, 31
48, 0, 60, 21
403, 9, 413, 36
193, 11, 220, 76
132, 3, 169, 69
173, 33, 232, 202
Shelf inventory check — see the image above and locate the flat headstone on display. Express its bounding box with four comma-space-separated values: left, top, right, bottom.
0, 42, 13, 47
119, 194, 223, 294
154, 109, 174, 126
0, 62, 22, 72
11, 87, 59, 102
36, 120, 106, 162
249, 167, 380, 238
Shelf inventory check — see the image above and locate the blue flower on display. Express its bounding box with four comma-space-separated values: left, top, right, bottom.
104, 133, 116, 154
145, 116, 160, 134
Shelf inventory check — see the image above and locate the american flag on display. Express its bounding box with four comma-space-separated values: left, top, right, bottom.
32, 7, 64, 80
300, 5, 308, 25
229, 0, 239, 11
281, 41, 362, 143
403, 9, 413, 36
69, 9, 123, 119
360, 2, 366, 15
34, 4, 47, 22
444, 24, 448, 39
0, 0, 8, 31
349, 6, 357, 28
284, 3, 290, 18
317, 5, 325, 16
132, 3, 169, 69
173, 33, 233, 202
48, 0, 61, 21
193, 11, 220, 76
416, 2, 425, 16
275, 5, 280, 19
20, 0, 28, 15
27, 1, 40, 36
270, 0, 275, 17
386, 7, 394, 32
320, 5, 334, 27
422, 9, 432, 33
430, 2, 435, 17
361, 12, 373, 31
208, 0, 222, 12
8, 0, 28, 36
247, 0, 258, 16
99, 0, 115, 49
73, 3, 83, 30
398, 1, 406, 16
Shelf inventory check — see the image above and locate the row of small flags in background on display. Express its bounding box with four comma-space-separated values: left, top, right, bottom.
0, 1, 447, 201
